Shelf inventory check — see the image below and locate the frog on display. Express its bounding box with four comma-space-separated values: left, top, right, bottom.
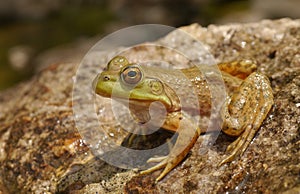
94, 55, 274, 182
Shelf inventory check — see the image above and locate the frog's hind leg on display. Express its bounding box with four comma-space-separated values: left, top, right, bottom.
219, 72, 273, 165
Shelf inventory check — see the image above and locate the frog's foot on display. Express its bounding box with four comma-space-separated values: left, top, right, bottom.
140, 142, 193, 182
140, 155, 169, 182
219, 124, 255, 165
140, 142, 192, 182
219, 72, 273, 166
140, 114, 201, 182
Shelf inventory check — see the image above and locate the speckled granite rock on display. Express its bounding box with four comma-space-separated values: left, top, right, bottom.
0, 18, 299, 193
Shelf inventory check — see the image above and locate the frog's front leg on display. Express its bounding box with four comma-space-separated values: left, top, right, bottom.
140, 112, 201, 182
220, 72, 273, 165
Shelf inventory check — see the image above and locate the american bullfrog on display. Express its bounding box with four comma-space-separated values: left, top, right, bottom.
94, 56, 274, 182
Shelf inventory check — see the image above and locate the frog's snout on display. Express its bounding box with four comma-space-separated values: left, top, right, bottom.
93, 73, 115, 97
98, 73, 111, 82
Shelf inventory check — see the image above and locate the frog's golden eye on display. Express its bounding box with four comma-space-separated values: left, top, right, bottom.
121, 66, 142, 85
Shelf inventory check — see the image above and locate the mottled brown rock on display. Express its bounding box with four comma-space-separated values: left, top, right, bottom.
0, 18, 299, 193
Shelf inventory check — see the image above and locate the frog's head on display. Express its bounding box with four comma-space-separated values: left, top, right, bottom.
94, 56, 179, 112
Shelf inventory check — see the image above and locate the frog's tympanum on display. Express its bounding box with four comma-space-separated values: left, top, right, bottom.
94, 56, 274, 182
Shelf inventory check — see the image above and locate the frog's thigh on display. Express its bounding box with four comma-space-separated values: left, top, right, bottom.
220, 72, 273, 165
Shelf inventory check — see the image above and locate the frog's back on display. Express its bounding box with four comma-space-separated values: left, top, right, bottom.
141, 64, 242, 115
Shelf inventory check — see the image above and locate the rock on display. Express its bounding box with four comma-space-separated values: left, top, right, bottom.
0, 18, 299, 193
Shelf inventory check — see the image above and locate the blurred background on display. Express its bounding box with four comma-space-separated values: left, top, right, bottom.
0, 0, 299, 91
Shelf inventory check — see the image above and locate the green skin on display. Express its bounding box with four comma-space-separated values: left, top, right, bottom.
94, 56, 274, 182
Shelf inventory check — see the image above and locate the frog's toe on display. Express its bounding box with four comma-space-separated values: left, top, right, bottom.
147, 155, 168, 163
225, 139, 238, 153
127, 133, 136, 146
219, 124, 253, 166
140, 155, 178, 182
140, 157, 168, 176
225, 126, 250, 153
141, 157, 181, 182
219, 144, 242, 166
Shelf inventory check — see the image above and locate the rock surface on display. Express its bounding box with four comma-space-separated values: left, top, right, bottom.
0, 18, 299, 193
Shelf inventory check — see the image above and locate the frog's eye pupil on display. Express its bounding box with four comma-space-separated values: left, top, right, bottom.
128, 71, 137, 77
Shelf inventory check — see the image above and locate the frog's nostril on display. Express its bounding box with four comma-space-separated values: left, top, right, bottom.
103, 75, 110, 81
